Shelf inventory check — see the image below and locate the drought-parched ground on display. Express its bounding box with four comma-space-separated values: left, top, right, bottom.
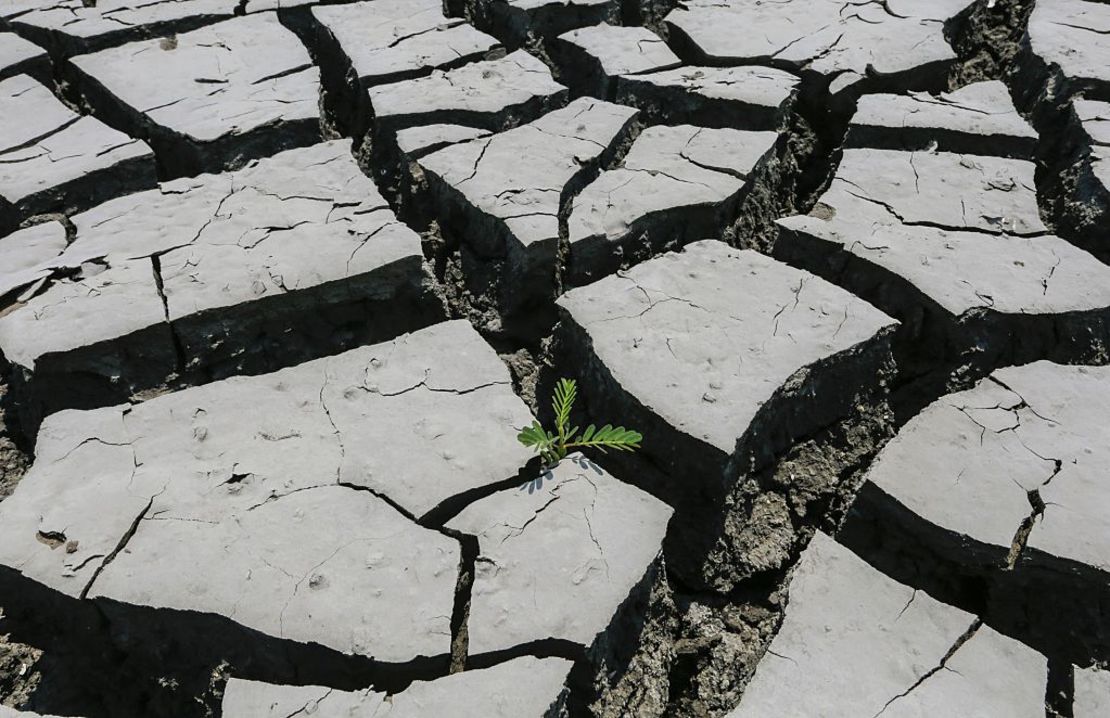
0, 0, 1107, 716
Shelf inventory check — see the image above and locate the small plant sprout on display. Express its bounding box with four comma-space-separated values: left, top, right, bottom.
517, 378, 643, 466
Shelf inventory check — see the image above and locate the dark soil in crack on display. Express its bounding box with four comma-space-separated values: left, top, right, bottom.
0, 380, 30, 503
948, 0, 1036, 86
0, 631, 42, 710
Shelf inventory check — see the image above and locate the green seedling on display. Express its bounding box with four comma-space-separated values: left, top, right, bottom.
517, 378, 642, 466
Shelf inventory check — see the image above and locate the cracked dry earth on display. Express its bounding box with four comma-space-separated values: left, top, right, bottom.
0, 0, 1109, 717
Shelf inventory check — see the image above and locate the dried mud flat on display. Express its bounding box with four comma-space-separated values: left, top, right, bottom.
0, 0, 1107, 716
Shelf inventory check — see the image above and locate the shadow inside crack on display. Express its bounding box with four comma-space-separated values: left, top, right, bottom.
839, 480, 1110, 669
0, 566, 450, 718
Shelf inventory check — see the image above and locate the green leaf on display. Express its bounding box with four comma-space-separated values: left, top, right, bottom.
520, 379, 642, 467
552, 378, 577, 438
567, 424, 642, 453
518, 420, 557, 452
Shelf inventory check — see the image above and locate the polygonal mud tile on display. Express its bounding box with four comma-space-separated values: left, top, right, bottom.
776, 148, 1110, 385
309, 0, 500, 137
0, 221, 67, 300
368, 49, 566, 135
68, 12, 321, 177
554, 23, 679, 98
419, 97, 638, 319
1021, 0, 1110, 103
840, 362, 1110, 669
811, 149, 1047, 235
458, 0, 620, 48
0, 1, 43, 22
447, 454, 673, 657
0, 32, 47, 81
10, 0, 238, 56
0, 141, 441, 428
557, 240, 896, 491
1076, 666, 1110, 716
728, 532, 1047, 717
396, 124, 493, 160
664, 0, 975, 100
9, 0, 312, 56
222, 656, 572, 716
614, 65, 799, 129
1075, 99, 1110, 187
0, 709, 77, 718
0, 74, 155, 230
848, 81, 1038, 158
0, 320, 538, 663
567, 124, 779, 285
313, 0, 499, 89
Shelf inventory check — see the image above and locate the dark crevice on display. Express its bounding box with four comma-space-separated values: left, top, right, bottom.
728, 73, 852, 253
840, 475, 1110, 668
447, 531, 478, 674
276, 5, 359, 143
336, 480, 485, 677
149, 254, 188, 376
1046, 659, 1075, 718
420, 456, 546, 526
466, 639, 586, 670
552, 114, 644, 301
946, 0, 1036, 87
79, 496, 153, 600
549, 315, 896, 712
1004, 489, 1045, 570
0, 563, 454, 717
975, 0, 1110, 264
874, 619, 982, 717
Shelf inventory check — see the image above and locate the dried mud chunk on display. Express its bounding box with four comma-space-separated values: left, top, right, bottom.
806, 148, 1046, 235
0, 32, 47, 81
567, 125, 779, 285
419, 97, 638, 318
557, 240, 894, 587
664, 0, 975, 99
847, 81, 1038, 158
0, 708, 82, 718
395, 124, 493, 160
0, 321, 538, 663
0, 222, 67, 300
729, 532, 1047, 717
312, 0, 499, 88
558, 240, 896, 486
10, 0, 236, 56
0, 141, 439, 427
221, 657, 572, 716
0, 74, 155, 230
840, 362, 1110, 666
776, 148, 1110, 387
11, 0, 320, 57
1075, 666, 1110, 716
461, 0, 620, 48
368, 50, 566, 134
554, 23, 679, 98
447, 455, 673, 656
614, 65, 799, 129
69, 13, 322, 178
1022, 0, 1110, 102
